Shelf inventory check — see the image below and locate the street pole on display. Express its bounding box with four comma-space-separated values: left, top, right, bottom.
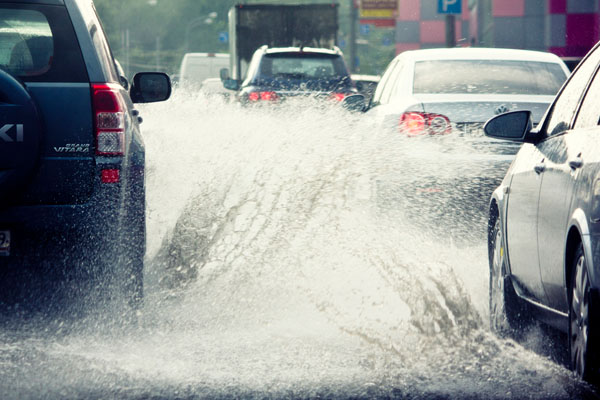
155, 36, 160, 70
445, 14, 456, 48
350, 0, 358, 73
125, 28, 130, 77
185, 14, 216, 53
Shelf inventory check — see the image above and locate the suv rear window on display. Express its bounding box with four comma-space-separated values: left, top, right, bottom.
258, 53, 349, 80
413, 60, 567, 95
0, 4, 87, 82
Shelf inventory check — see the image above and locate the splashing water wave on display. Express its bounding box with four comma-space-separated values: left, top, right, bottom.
0, 92, 594, 399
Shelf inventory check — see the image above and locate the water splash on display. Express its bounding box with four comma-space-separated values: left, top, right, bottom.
0, 91, 594, 399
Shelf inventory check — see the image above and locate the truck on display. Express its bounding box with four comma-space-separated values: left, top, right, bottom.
225, 3, 339, 82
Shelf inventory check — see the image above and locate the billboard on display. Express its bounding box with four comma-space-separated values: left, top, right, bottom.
360, 0, 397, 27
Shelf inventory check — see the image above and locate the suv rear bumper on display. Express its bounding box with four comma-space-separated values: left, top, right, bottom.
0, 166, 145, 261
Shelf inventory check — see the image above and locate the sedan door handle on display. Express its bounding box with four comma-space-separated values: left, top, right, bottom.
569, 157, 583, 169
534, 163, 545, 174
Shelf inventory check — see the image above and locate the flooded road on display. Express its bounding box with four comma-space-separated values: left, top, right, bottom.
0, 93, 598, 399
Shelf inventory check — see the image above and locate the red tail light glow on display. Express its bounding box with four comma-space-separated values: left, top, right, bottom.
92, 83, 125, 155
329, 93, 346, 102
101, 168, 120, 183
399, 112, 451, 136
248, 91, 279, 102
260, 91, 278, 101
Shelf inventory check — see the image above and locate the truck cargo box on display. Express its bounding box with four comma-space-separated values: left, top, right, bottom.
228, 4, 338, 80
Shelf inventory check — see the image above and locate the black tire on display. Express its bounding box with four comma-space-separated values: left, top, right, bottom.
108, 205, 144, 314
77, 198, 144, 318
489, 217, 531, 337
121, 176, 146, 311
121, 235, 144, 311
569, 244, 599, 382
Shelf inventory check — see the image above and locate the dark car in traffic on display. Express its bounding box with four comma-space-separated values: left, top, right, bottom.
223, 45, 355, 104
0, 0, 171, 311
485, 42, 600, 383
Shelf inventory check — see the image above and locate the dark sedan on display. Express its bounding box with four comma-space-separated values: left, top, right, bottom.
485, 42, 600, 383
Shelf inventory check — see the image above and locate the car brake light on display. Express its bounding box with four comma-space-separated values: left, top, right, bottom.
101, 168, 120, 183
329, 93, 346, 102
399, 112, 451, 136
260, 91, 278, 101
248, 91, 278, 102
92, 83, 125, 155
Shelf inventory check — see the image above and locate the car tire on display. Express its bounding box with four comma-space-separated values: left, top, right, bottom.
489, 217, 531, 337
81, 201, 144, 319
569, 244, 599, 382
115, 189, 145, 313
121, 226, 144, 311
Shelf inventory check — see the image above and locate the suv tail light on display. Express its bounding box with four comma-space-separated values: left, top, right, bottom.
248, 91, 278, 102
92, 83, 125, 155
399, 112, 452, 136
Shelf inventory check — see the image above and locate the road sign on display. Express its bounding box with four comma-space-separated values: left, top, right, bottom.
218, 31, 229, 43
360, 0, 397, 26
438, 0, 462, 14
360, 24, 370, 36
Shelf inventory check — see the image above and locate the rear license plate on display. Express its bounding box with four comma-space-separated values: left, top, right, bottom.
0, 230, 10, 256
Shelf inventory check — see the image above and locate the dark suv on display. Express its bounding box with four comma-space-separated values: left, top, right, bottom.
0, 0, 170, 309
228, 46, 355, 104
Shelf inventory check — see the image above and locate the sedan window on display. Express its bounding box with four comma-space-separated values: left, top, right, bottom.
545, 47, 600, 135
413, 60, 566, 96
574, 70, 600, 129
380, 62, 403, 104
371, 58, 398, 105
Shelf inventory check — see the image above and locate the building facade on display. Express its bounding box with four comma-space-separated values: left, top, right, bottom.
394, 0, 600, 58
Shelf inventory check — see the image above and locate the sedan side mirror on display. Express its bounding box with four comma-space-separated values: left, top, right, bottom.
130, 72, 172, 103
222, 78, 240, 91
342, 94, 366, 112
484, 110, 533, 142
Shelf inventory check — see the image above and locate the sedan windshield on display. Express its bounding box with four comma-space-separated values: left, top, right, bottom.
413, 60, 567, 95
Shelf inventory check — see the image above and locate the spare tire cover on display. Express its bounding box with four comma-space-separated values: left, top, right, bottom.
0, 69, 43, 204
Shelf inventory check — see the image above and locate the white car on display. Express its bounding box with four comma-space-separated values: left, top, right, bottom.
179, 52, 229, 89
367, 47, 569, 135
366, 48, 570, 232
